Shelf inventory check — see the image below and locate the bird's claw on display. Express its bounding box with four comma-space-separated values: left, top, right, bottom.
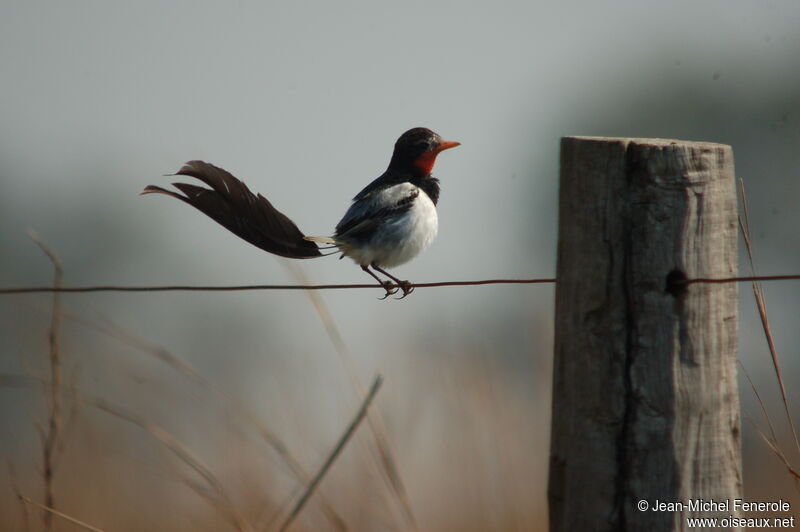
375, 279, 413, 300
393, 281, 414, 299
378, 281, 399, 300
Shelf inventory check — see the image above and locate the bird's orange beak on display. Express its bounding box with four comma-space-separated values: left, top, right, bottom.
413, 139, 460, 175
435, 140, 461, 153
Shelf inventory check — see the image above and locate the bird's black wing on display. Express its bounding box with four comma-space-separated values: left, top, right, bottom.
334, 183, 419, 241
142, 160, 322, 259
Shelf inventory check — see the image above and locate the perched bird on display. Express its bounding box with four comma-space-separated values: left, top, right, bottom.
142, 127, 460, 298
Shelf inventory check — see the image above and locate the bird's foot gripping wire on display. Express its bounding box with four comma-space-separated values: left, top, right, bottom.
394, 280, 414, 299
378, 281, 399, 300
370, 264, 414, 300
376, 280, 413, 300
362, 265, 397, 300
362, 264, 414, 300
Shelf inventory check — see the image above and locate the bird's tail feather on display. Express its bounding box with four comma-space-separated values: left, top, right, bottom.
142, 160, 323, 259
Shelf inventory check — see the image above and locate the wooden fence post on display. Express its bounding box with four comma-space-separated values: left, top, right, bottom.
549, 137, 741, 531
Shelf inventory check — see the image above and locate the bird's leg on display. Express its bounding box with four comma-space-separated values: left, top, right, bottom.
361, 264, 397, 299
371, 264, 414, 298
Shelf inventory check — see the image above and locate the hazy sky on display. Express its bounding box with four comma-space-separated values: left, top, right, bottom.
2, 1, 800, 528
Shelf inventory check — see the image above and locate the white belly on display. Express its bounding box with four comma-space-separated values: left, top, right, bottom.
342, 192, 438, 268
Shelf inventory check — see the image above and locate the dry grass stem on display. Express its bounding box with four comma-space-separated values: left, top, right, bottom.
20, 495, 105, 532
7, 461, 31, 532
746, 416, 800, 480
63, 310, 347, 531
28, 230, 65, 532
738, 180, 800, 456
739, 363, 800, 481
287, 263, 418, 530
278, 375, 383, 532
740, 362, 780, 446
85, 395, 254, 532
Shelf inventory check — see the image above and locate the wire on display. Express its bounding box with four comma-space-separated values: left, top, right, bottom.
0, 278, 555, 294
1, 274, 799, 295
682, 275, 800, 285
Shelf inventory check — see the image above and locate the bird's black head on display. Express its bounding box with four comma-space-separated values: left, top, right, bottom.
388, 127, 460, 177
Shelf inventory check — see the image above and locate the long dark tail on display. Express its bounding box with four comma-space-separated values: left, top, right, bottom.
142, 160, 322, 259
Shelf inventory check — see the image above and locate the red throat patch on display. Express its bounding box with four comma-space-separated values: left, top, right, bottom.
413, 151, 438, 176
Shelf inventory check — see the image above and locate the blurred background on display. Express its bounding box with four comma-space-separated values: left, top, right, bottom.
1, 1, 799, 530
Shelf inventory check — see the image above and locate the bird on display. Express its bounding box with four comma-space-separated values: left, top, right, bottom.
142, 127, 460, 299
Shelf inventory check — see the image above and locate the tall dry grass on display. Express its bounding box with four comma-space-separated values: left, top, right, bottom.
1, 241, 550, 531
3, 209, 800, 530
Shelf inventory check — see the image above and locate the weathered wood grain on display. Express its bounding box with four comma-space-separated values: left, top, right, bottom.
549, 137, 741, 531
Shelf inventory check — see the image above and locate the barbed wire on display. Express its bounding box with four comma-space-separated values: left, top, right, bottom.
1, 274, 799, 295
